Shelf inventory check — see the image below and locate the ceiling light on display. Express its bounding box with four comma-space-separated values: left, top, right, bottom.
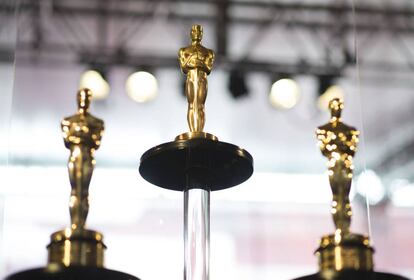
269, 78, 300, 109
79, 69, 110, 100
317, 75, 344, 111
390, 179, 414, 207
318, 85, 344, 111
126, 71, 158, 103
228, 69, 249, 99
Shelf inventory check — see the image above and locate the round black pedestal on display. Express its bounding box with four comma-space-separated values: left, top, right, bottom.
139, 138, 253, 191
6, 266, 139, 280
294, 270, 410, 280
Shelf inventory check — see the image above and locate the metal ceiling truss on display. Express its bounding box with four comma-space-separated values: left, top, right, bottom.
1, 0, 414, 75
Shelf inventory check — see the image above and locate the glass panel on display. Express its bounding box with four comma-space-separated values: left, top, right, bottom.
3, 1, 414, 279
0, 0, 17, 277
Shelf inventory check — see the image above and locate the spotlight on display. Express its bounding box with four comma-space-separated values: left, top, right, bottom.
126, 71, 158, 103
317, 75, 344, 111
269, 77, 300, 109
228, 69, 249, 99
356, 170, 386, 205
390, 179, 414, 207
79, 69, 110, 100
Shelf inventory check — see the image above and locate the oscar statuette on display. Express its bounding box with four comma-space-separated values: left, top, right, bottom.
139, 25, 254, 280
293, 99, 408, 280
6, 89, 140, 280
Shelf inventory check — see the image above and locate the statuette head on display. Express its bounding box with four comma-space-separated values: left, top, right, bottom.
191, 24, 203, 43
329, 98, 343, 119
77, 88, 93, 112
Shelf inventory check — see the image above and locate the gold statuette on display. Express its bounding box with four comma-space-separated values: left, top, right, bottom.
316, 98, 358, 234
47, 88, 106, 268
315, 98, 373, 273
177, 24, 216, 141
61, 88, 104, 230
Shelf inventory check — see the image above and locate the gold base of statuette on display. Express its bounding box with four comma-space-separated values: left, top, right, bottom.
316, 232, 374, 272
47, 228, 106, 268
175, 132, 218, 141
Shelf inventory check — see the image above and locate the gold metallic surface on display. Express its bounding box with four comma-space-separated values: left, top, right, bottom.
316, 233, 374, 272
316, 98, 359, 234
47, 228, 105, 268
178, 24, 215, 135
315, 98, 373, 272
175, 132, 218, 141
48, 88, 106, 268
61, 88, 104, 230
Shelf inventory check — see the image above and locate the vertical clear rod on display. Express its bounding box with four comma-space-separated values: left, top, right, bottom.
184, 189, 210, 280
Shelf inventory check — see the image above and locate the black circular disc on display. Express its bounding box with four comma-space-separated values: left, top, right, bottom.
294, 270, 410, 280
139, 138, 253, 191
6, 266, 139, 280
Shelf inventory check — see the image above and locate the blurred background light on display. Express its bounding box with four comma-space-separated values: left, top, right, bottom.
356, 170, 386, 205
269, 78, 300, 109
126, 71, 158, 103
317, 75, 344, 111
390, 179, 414, 207
79, 69, 110, 100
318, 85, 344, 111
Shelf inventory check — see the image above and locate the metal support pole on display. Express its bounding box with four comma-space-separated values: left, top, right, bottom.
184, 189, 210, 280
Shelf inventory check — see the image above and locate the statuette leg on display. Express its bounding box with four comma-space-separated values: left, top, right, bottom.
68, 145, 94, 229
